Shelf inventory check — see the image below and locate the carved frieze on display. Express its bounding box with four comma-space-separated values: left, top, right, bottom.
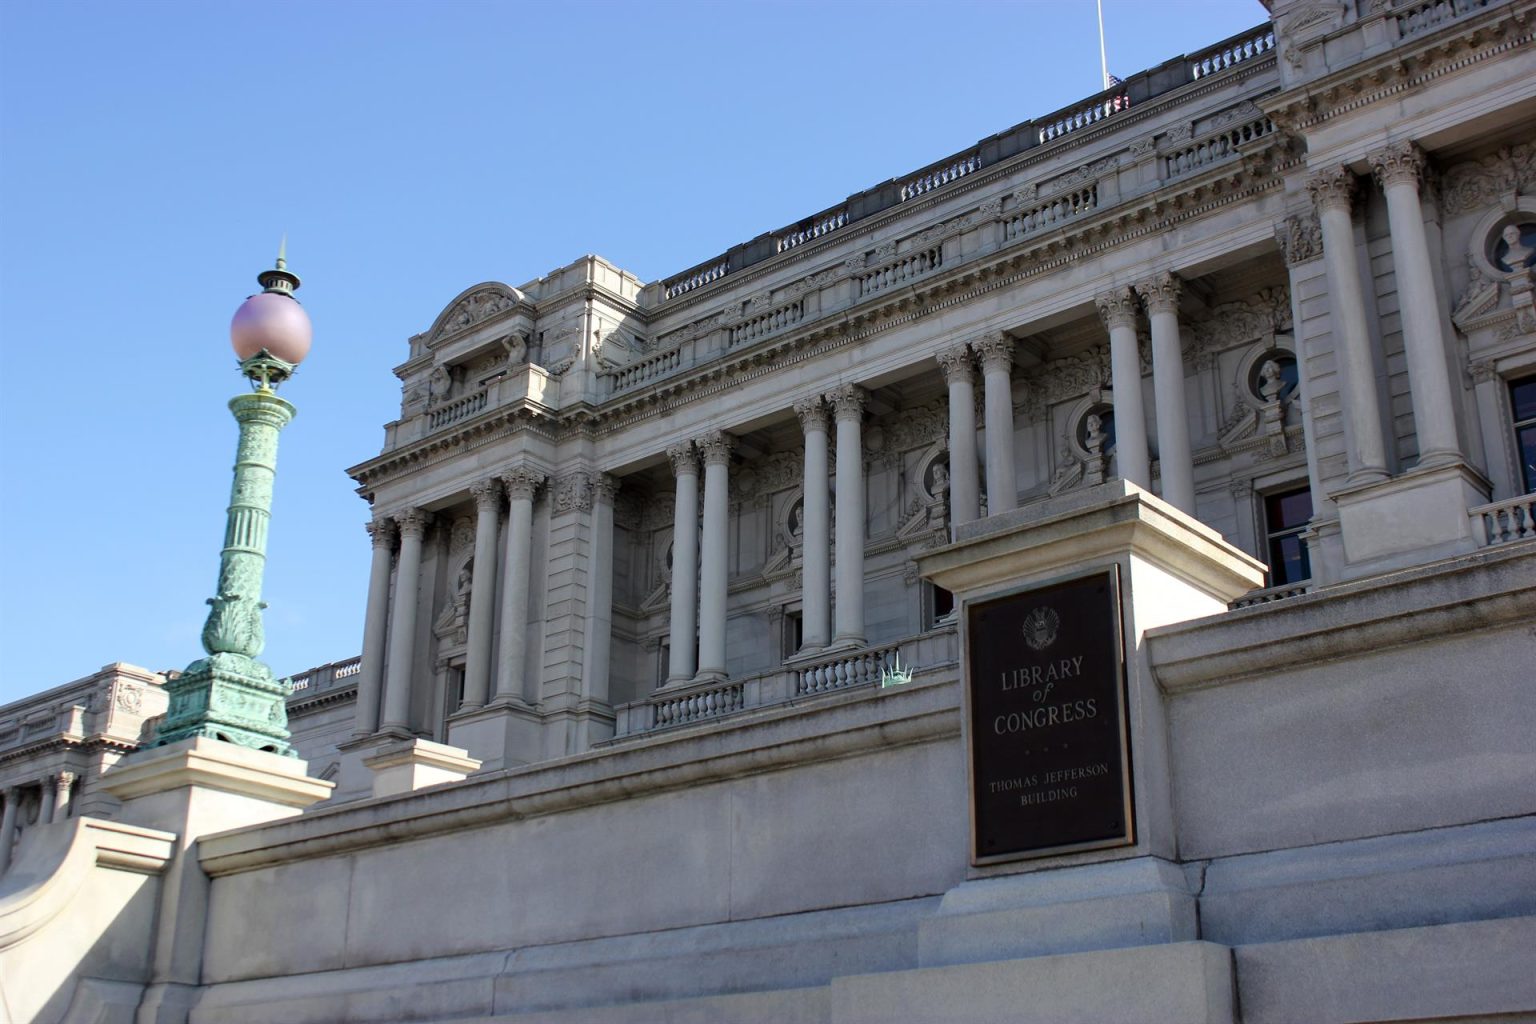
429, 286, 520, 343
1277, 212, 1323, 266
1440, 142, 1536, 216
1186, 288, 1292, 368
552, 472, 595, 514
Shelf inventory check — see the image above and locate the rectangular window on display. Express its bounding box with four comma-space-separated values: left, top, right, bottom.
1263, 487, 1313, 587
782, 611, 803, 660
925, 583, 956, 629
1511, 375, 1536, 494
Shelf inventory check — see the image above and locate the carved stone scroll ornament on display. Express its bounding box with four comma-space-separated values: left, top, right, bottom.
971, 333, 1016, 374
667, 443, 698, 478
1095, 289, 1140, 332
826, 383, 868, 421
1440, 142, 1536, 216
1277, 212, 1323, 266
696, 430, 736, 467
501, 467, 544, 503
1135, 272, 1182, 315
552, 472, 595, 514
1306, 167, 1357, 214
1370, 141, 1428, 192
935, 342, 976, 385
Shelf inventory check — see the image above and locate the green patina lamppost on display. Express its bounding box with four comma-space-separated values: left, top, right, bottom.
155, 247, 313, 755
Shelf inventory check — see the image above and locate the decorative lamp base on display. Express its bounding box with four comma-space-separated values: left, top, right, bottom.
154, 652, 294, 756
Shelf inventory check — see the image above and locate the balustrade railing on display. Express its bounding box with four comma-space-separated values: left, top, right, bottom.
608, 347, 683, 395
795, 642, 900, 696
1189, 27, 1275, 79
1002, 185, 1099, 241
858, 245, 943, 298
287, 655, 362, 696
1229, 580, 1310, 610
1470, 494, 1536, 547
663, 258, 730, 300
730, 300, 804, 347
778, 210, 849, 252
427, 388, 488, 431
1164, 115, 1275, 178
899, 153, 981, 202
650, 680, 746, 729
1038, 88, 1131, 145
1394, 0, 1492, 38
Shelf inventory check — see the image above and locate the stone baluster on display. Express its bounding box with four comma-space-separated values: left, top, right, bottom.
352, 517, 397, 737
973, 333, 1019, 514
1096, 289, 1152, 489
1307, 167, 1390, 484
1137, 273, 1197, 514
1370, 142, 1464, 467
666, 444, 701, 684
460, 478, 503, 710
51, 771, 75, 822
380, 508, 431, 733
795, 397, 832, 653
38, 775, 56, 826
829, 384, 868, 646
0, 788, 17, 872
696, 432, 735, 680
581, 474, 618, 702
496, 468, 543, 704
936, 343, 981, 526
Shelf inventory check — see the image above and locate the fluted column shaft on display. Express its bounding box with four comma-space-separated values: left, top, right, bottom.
381, 509, 430, 731
1097, 291, 1151, 488
1372, 143, 1463, 466
667, 445, 700, 683
496, 469, 542, 704
1138, 274, 1196, 513
0, 789, 17, 873
353, 518, 396, 737
796, 398, 832, 652
1309, 168, 1390, 483
697, 433, 734, 679
460, 479, 502, 710
974, 334, 1018, 514
937, 344, 980, 525
581, 475, 617, 701
830, 385, 867, 646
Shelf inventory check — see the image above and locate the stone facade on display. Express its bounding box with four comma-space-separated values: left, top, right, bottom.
5, 2, 1536, 1021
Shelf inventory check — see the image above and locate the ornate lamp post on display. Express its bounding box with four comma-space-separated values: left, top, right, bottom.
155, 249, 313, 754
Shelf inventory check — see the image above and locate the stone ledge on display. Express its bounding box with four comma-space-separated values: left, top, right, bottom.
102, 736, 334, 807
1147, 542, 1536, 692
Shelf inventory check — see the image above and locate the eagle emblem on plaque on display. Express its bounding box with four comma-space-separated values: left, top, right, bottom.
1022, 606, 1060, 651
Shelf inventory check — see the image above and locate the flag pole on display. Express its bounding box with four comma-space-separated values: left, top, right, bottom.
1098, 0, 1111, 90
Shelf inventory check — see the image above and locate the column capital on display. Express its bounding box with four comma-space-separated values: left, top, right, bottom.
971, 332, 1016, 373
794, 395, 829, 434
56, 770, 77, 789
594, 472, 620, 502
501, 466, 545, 502
935, 342, 976, 384
1306, 166, 1357, 213
470, 477, 503, 511
1135, 272, 1183, 315
826, 383, 868, 421
696, 430, 736, 467
1095, 288, 1140, 331
667, 442, 699, 477
393, 508, 432, 539
365, 517, 398, 549
1370, 140, 1427, 192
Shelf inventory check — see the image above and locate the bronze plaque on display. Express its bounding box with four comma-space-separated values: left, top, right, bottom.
965, 568, 1134, 863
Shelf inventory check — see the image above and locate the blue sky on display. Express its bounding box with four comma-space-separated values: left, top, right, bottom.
0, 0, 1268, 705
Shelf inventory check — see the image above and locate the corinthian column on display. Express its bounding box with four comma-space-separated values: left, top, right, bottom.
937, 343, 980, 525
1136, 273, 1196, 514
581, 475, 618, 702
1307, 167, 1389, 483
696, 432, 735, 680
666, 444, 700, 684
460, 478, 502, 710
380, 508, 430, 732
829, 384, 867, 646
51, 771, 75, 822
0, 789, 17, 873
353, 517, 396, 737
495, 468, 543, 704
1096, 289, 1151, 489
795, 396, 832, 652
973, 333, 1018, 514
1370, 142, 1463, 467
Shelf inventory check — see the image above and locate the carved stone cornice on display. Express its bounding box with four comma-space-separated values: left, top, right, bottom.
1277, 212, 1323, 266
696, 430, 736, 467
667, 442, 698, 478
1370, 141, 1427, 192
1306, 167, 1356, 213
1096, 289, 1140, 331
501, 467, 545, 502
935, 343, 976, 385
971, 332, 1016, 374
470, 477, 502, 511
794, 396, 829, 435
394, 508, 431, 539
826, 384, 868, 422
1135, 272, 1183, 315
365, 517, 398, 549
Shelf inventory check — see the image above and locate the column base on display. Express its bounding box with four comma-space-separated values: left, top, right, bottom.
1333, 460, 1491, 580
445, 703, 543, 773
362, 738, 480, 799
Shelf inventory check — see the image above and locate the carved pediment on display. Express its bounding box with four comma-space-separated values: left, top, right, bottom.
426, 283, 527, 345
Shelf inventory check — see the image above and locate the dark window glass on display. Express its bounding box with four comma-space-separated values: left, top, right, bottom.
1512, 376, 1536, 493
1264, 487, 1313, 586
